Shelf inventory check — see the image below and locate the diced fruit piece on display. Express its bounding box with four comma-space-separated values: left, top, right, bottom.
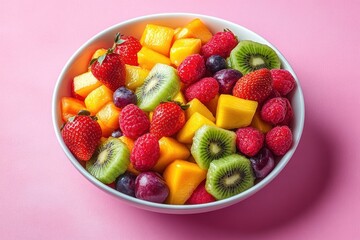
61, 97, 87, 122
235, 127, 264, 157
119, 136, 140, 175
113, 86, 137, 108
86, 137, 130, 184
140, 24, 175, 56
119, 104, 150, 139
97, 119, 115, 137
265, 125, 293, 156
174, 18, 213, 44
206, 55, 227, 73
73, 71, 102, 99
124, 64, 149, 90
135, 172, 169, 203
170, 38, 202, 66
130, 133, 160, 172
91, 48, 107, 60
172, 91, 187, 104
186, 180, 216, 204
152, 137, 191, 173
184, 77, 219, 104
116, 171, 137, 197
176, 112, 216, 144
185, 98, 215, 122
191, 125, 236, 169
206, 154, 255, 200
251, 111, 273, 133
163, 160, 207, 205
136, 63, 180, 112
137, 46, 171, 70
114, 35, 142, 66
250, 147, 275, 179
201, 30, 238, 59
213, 69, 242, 94
84, 85, 113, 115
177, 54, 206, 85
216, 94, 258, 129
96, 102, 121, 130
205, 94, 219, 116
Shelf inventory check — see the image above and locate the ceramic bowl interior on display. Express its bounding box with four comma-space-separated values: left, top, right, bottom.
52, 13, 305, 214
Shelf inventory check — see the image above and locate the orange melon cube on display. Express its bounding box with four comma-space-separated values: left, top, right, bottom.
137, 46, 171, 70
84, 85, 113, 115
140, 24, 175, 56
174, 18, 213, 44
61, 97, 87, 122
170, 38, 201, 66
73, 71, 102, 99
96, 102, 121, 130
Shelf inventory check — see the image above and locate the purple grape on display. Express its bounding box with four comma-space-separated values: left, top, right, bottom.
113, 86, 137, 108
206, 55, 227, 73
250, 148, 275, 179
213, 69, 242, 94
135, 172, 169, 203
116, 172, 137, 197
111, 129, 123, 138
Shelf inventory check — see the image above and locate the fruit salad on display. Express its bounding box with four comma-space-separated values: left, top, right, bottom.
60, 18, 297, 205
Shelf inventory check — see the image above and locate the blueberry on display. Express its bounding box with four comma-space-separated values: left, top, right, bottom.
116, 172, 137, 197
113, 86, 137, 108
206, 55, 227, 73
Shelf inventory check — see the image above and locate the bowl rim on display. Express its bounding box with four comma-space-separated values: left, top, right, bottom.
52, 12, 305, 214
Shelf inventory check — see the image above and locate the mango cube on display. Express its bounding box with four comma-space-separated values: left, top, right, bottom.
176, 112, 216, 144
205, 94, 219, 117
97, 119, 114, 137
137, 46, 171, 70
163, 160, 207, 205
172, 91, 187, 104
185, 98, 215, 122
216, 94, 258, 129
84, 85, 113, 115
124, 64, 149, 90
174, 18, 213, 44
61, 97, 86, 122
91, 48, 107, 60
251, 111, 273, 133
96, 102, 121, 130
152, 137, 191, 173
73, 71, 102, 99
170, 38, 201, 66
140, 24, 175, 56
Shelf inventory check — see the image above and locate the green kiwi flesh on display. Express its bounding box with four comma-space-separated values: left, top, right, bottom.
229, 40, 281, 75
136, 63, 180, 111
86, 137, 130, 184
206, 154, 255, 200
191, 125, 236, 169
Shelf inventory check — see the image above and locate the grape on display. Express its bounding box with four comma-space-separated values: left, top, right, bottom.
113, 86, 137, 108
206, 55, 227, 73
116, 172, 137, 197
213, 69, 242, 94
135, 172, 169, 203
250, 148, 275, 178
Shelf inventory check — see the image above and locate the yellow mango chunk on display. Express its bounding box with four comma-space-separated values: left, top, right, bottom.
96, 102, 121, 130
91, 48, 107, 60
185, 98, 215, 122
251, 111, 273, 133
174, 18, 213, 44
172, 91, 187, 104
119, 136, 140, 175
140, 24, 175, 56
137, 46, 171, 70
61, 97, 87, 122
170, 38, 201, 66
97, 119, 115, 138
163, 160, 207, 205
84, 85, 113, 115
205, 94, 219, 117
177, 112, 216, 144
124, 64, 149, 90
216, 94, 258, 129
152, 137, 190, 173
73, 71, 102, 99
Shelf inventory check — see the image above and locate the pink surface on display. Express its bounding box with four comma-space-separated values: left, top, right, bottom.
1, 0, 359, 239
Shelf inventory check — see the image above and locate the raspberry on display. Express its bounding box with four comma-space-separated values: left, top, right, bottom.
177, 54, 206, 85
270, 69, 296, 96
266, 126, 293, 156
186, 180, 216, 204
130, 133, 160, 172
201, 30, 238, 59
279, 98, 294, 126
261, 97, 287, 125
119, 104, 150, 139
235, 127, 264, 157
184, 77, 219, 104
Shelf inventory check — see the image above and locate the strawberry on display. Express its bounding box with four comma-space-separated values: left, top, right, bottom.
201, 29, 238, 59
185, 180, 216, 204
233, 68, 273, 104
114, 34, 142, 66
150, 102, 187, 139
184, 77, 219, 104
61, 111, 102, 161
177, 54, 206, 85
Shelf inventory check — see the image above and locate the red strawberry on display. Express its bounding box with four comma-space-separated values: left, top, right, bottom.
114, 35, 142, 66
186, 180, 216, 204
177, 54, 206, 85
61, 111, 102, 161
150, 102, 186, 139
130, 133, 160, 172
184, 77, 219, 104
119, 104, 150, 139
233, 68, 273, 104
201, 29, 238, 59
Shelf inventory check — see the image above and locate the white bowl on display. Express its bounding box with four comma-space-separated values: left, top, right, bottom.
52, 13, 305, 214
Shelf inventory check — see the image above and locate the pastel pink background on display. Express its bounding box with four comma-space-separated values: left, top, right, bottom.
1, 0, 359, 239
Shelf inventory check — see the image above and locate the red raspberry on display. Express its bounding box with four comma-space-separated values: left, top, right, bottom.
186, 180, 216, 204
266, 126, 293, 156
177, 54, 206, 85
201, 30, 238, 59
119, 104, 150, 139
261, 97, 287, 125
184, 77, 219, 104
279, 98, 294, 126
130, 133, 160, 172
235, 127, 264, 157
270, 69, 296, 96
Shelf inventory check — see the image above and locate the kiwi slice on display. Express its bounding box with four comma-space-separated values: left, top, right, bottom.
136, 63, 180, 111
206, 154, 255, 200
86, 137, 130, 184
191, 125, 236, 169
229, 40, 281, 75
